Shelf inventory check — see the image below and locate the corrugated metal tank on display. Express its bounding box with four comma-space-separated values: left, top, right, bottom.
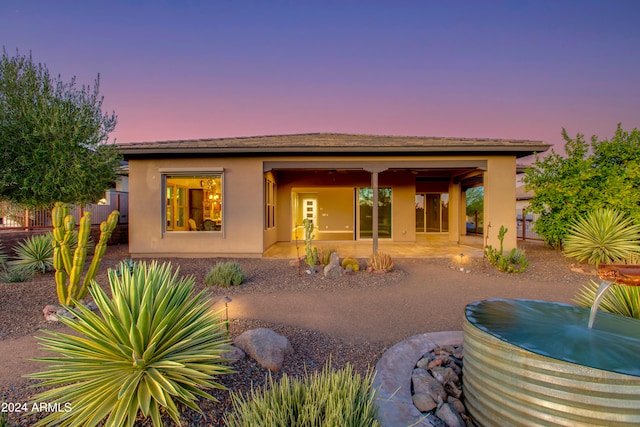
463, 301, 640, 427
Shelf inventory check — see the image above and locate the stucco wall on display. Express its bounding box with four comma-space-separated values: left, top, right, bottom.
128, 154, 518, 256
129, 158, 265, 257
484, 157, 517, 250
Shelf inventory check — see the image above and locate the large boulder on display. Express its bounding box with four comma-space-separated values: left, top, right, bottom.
234, 328, 293, 371
323, 251, 343, 278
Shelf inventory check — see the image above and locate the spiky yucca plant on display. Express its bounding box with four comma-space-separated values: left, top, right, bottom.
563, 208, 640, 267
225, 362, 380, 427
28, 261, 232, 427
575, 279, 640, 320
9, 233, 54, 275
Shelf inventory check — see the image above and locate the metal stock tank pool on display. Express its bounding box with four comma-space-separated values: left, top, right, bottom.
463, 299, 640, 426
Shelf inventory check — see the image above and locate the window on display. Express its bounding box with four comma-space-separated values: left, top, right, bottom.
264, 178, 276, 230
165, 174, 223, 232
358, 187, 392, 238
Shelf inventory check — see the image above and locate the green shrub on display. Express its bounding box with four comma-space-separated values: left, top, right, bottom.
0, 241, 7, 268
205, 261, 245, 287
341, 257, 360, 272
0, 267, 34, 283
225, 362, 380, 427
9, 233, 54, 275
563, 208, 640, 267
485, 226, 530, 273
28, 261, 232, 427
575, 279, 640, 320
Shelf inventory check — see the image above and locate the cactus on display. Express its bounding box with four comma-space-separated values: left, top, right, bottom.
303, 218, 318, 272
52, 202, 119, 306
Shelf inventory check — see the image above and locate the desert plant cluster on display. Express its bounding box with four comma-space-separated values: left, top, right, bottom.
564, 208, 640, 320
484, 225, 530, 273
1, 204, 382, 426
301, 218, 394, 275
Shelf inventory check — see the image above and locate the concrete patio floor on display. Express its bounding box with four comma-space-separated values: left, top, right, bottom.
263, 234, 484, 259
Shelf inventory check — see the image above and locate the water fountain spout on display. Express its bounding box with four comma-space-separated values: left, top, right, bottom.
589, 264, 640, 329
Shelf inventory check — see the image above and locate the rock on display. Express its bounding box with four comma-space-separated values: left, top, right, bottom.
444, 381, 463, 399
323, 252, 343, 278
221, 345, 246, 362
412, 368, 447, 404
447, 396, 467, 416
413, 392, 438, 412
43, 305, 62, 322
435, 402, 466, 427
234, 328, 293, 372
431, 366, 458, 385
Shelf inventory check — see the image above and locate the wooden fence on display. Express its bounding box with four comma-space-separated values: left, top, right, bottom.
0, 191, 128, 230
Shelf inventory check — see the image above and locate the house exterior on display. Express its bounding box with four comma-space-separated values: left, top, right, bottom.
118, 133, 550, 258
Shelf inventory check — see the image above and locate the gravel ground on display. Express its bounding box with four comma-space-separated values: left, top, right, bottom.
0, 241, 585, 426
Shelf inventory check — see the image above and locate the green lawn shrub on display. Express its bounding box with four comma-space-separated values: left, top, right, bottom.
205, 261, 245, 287
225, 362, 380, 427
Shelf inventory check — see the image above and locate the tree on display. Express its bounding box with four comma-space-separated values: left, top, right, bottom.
465, 186, 484, 225
0, 48, 121, 209
524, 124, 640, 248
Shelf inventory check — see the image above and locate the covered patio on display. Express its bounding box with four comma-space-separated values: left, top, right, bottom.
263, 234, 484, 259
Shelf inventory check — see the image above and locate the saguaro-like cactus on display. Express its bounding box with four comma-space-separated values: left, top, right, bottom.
52, 202, 119, 306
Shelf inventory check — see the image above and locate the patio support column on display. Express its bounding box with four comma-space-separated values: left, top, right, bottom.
372, 171, 379, 253
365, 166, 387, 254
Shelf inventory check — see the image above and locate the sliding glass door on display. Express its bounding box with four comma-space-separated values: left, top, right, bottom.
415, 193, 449, 232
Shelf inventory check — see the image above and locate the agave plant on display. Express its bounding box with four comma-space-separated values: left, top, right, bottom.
28, 261, 232, 427
9, 232, 54, 275
563, 208, 640, 266
575, 279, 640, 320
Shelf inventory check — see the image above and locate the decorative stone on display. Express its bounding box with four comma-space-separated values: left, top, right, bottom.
435, 402, 466, 427
431, 366, 458, 385
323, 252, 343, 278
221, 345, 246, 362
412, 392, 438, 412
234, 328, 293, 372
412, 368, 447, 404
447, 396, 467, 416
43, 305, 62, 322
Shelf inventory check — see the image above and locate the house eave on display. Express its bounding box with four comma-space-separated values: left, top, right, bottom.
117, 133, 551, 160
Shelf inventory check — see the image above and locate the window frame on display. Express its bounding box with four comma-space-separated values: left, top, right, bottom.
264, 177, 276, 230
160, 168, 225, 236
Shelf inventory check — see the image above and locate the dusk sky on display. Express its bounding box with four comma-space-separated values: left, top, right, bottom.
2, 0, 639, 155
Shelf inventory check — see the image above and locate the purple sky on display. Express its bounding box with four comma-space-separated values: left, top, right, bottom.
2, 0, 639, 155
